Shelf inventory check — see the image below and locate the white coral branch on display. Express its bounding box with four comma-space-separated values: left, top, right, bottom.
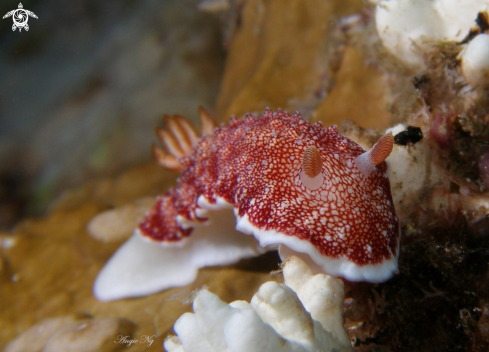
164, 256, 352, 352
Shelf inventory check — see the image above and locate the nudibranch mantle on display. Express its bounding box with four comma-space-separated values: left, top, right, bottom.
94, 109, 399, 301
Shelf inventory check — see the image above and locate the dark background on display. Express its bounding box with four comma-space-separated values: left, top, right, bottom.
0, 0, 226, 229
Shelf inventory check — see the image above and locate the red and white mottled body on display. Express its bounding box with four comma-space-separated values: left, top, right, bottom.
142, 109, 399, 275
94, 109, 399, 301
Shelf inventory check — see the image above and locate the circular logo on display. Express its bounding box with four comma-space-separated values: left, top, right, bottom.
12, 9, 28, 28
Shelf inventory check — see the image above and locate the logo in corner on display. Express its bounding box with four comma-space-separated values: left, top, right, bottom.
3, 3, 38, 32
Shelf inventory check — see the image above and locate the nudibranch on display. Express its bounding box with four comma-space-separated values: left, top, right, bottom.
94, 109, 399, 301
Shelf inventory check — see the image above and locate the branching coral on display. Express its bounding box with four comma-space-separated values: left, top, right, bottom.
164, 256, 352, 352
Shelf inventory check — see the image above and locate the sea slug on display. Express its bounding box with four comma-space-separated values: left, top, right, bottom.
94, 109, 399, 301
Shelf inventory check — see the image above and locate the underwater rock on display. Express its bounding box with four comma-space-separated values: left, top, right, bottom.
4, 317, 76, 352
214, 0, 364, 121
4, 316, 135, 352
311, 45, 392, 129
87, 197, 156, 242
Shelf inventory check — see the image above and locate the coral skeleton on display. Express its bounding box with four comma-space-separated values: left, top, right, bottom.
459, 33, 489, 88
164, 256, 352, 352
374, 0, 489, 69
